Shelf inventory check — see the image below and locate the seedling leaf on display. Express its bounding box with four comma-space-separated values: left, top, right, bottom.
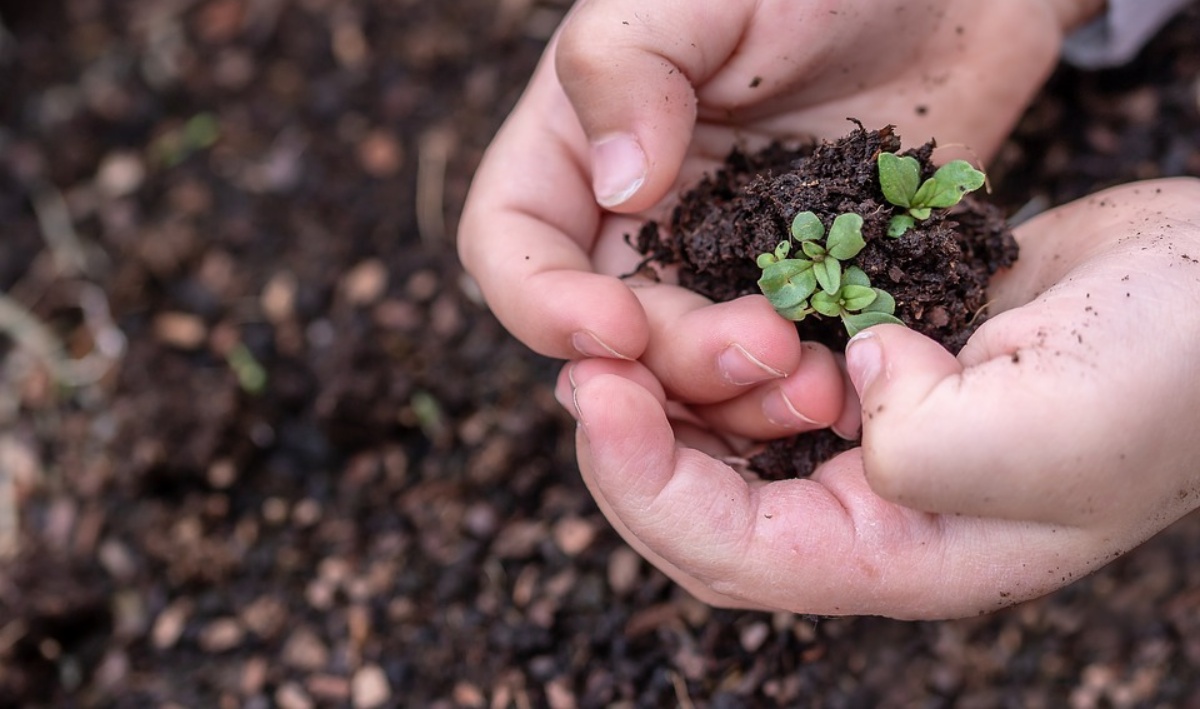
842, 266, 871, 288
758, 260, 817, 309
801, 240, 827, 260
843, 311, 906, 337
814, 258, 841, 295
878, 152, 921, 208
777, 302, 813, 321
810, 291, 843, 318
840, 285, 878, 312
888, 214, 915, 237
826, 213, 866, 260
862, 288, 897, 315
791, 211, 825, 242
911, 160, 986, 209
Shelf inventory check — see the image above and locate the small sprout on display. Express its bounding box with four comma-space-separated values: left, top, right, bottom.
226, 342, 267, 395
878, 152, 985, 236
756, 212, 901, 335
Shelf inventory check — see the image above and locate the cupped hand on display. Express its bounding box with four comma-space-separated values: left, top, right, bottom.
557, 179, 1200, 619
460, 0, 1089, 439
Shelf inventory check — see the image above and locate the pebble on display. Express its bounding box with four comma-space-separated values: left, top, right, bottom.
154, 312, 207, 350
240, 656, 269, 695
351, 664, 391, 708
275, 682, 314, 709
739, 621, 770, 653
341, 259, 388, 306
151, 599, 192, 649
281, 627, 330, 671
199, 617, 245, 653
98, 539, 138, 581
307, 674, 351, 702
552, 516, 596, 557
606, 546, 641, 596
96, 151, 145, 197
357, 129, 404, 177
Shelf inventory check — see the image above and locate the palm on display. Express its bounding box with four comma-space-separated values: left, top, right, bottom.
586, 0, 1063, 285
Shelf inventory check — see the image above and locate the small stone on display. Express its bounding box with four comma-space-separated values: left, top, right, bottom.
154, 312, 207, 349
261, 272, 298, 323
98, 539, 138, 581
341, 259, 388, 306
739, 621, 770, 653
351, 665, 391, 708
92, 649, 130, 694
306, 674, 351, 702
281, 627, 329, 671
241, 596, 287, 639
275, 682, 314, 709
199, 617, 245, 653
452, 682, 485, 708
545, 678, 577, 709
96, 151, 144, 197
207, 459, 237, 489
607, 546, 641, 595
357, 130, 403, 178
553, 516, 597, 557
405, 269, 439, 302
240, 656, 269, 696
152, 599, 193, 649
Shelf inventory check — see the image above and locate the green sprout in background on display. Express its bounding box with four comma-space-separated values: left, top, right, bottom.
756, 211, 903, 336
877, 152, 985, 237
153, 112, 222, 167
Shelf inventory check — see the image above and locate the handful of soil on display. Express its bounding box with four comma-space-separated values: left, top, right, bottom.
632, 124, 1018, 479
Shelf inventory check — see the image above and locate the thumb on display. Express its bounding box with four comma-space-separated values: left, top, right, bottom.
553, 1, 748, 211
844, 325, 963, 510
844, 323, 1095, 524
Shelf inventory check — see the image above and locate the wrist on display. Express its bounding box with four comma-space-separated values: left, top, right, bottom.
1043, 0, 1107, 31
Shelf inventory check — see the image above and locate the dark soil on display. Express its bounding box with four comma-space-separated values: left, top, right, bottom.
635, 125, 1017, 479
1, 1, 1199, 707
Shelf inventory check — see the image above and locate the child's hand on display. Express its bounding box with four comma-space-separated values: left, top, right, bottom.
556, 179, 1200, 619
459, 0, 1090, 440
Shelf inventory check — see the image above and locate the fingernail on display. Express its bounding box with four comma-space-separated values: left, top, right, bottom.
846, 331, 883, 395
762, 388, 822, 428
719, 344, 785, 386
591, 134, 646, 208
572, 330, 629, 359
571, 381, 590, 435
554, 363, 580, 417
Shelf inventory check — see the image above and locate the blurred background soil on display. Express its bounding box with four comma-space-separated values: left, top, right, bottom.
0, 1, 1198, 706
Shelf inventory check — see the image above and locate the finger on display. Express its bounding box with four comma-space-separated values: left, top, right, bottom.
572, 371, 1109, 618
554, 1, 754, 211
458, 39, 649, 361
848, 320, 1123, 525
635, 291, 804, 403
830, 353, 863, 440
554, 358, 667, 419
847, 180, 1200, 525
692, 342, 844, 439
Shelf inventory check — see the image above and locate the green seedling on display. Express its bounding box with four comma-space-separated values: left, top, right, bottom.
878, 152, 985, 237
811, 266, 903, 337
756, 211, 903, 335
